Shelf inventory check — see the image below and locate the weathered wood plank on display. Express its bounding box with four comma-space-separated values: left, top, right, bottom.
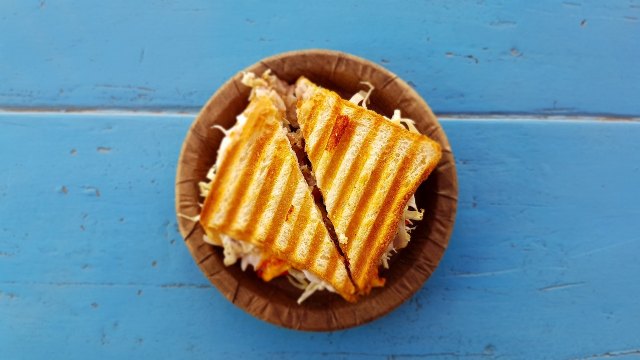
1, 1, 639, 115
1, 113, 639, 359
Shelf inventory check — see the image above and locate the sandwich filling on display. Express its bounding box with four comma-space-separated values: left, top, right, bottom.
197, 71, 427, 303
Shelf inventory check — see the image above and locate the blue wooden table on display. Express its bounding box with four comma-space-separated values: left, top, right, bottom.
1, 1, 639, 359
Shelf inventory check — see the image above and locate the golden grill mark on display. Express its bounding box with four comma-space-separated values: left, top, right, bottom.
305, 222, 326, 268
201, 100, 274, 223
308, 94, 342, 163
281, 195, 312, 256
236, 146, 288, 242
325, 114, 351, 152
351, 144, 416, 287
220, 129, 276, 227
261, 164, 299, 250
302, 92, 324, 140
327, 120, 384, 225
343, 141, 403, 253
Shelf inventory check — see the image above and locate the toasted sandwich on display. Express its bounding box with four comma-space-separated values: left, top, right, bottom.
294, 77, 442, 295
199, 93, 357, 302
196, 70, 441, 303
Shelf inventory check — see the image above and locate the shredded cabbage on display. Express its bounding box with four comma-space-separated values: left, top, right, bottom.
241, 71, 289, 117
348, 81, 374, 109
211, 124, 230, 137
178, 213, 200, 222
202, 234, 216, 245
390, 109, 421, 134
217, 234, 263, 269
405, 208, 424, 221
380, 242, 395, 269
241, 71, 267, 88
216, 235, 334, 304
205, 164, 216, 181
381, 193, 426, 269
287, 269, 336, 304
287, 269, 309, 290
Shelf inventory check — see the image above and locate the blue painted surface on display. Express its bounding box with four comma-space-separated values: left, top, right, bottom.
1, 113, 639, 359
2, 0, 640, 358
1, 1, 640, 116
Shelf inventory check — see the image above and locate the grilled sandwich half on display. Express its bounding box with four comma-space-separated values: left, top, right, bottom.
200, 95, 357, 302
295, 77, 442, 295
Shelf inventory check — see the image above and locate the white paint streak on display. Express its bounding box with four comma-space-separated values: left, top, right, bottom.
570, 240, 637, 259
447, 268, 521, 278
538, 282, 586, 292
570, 349, 640, 360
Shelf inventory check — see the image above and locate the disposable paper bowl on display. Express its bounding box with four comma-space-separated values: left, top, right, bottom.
175, 49, 457, 331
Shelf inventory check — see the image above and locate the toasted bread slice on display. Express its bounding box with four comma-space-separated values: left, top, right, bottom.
295, 77, 442, 294
200, 95, 357, 302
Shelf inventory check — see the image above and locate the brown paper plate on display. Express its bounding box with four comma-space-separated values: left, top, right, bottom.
175, 49, 458, 331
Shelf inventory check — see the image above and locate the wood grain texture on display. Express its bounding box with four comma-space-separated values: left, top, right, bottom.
1, 0, 639, 116
1, 113, 639, 359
